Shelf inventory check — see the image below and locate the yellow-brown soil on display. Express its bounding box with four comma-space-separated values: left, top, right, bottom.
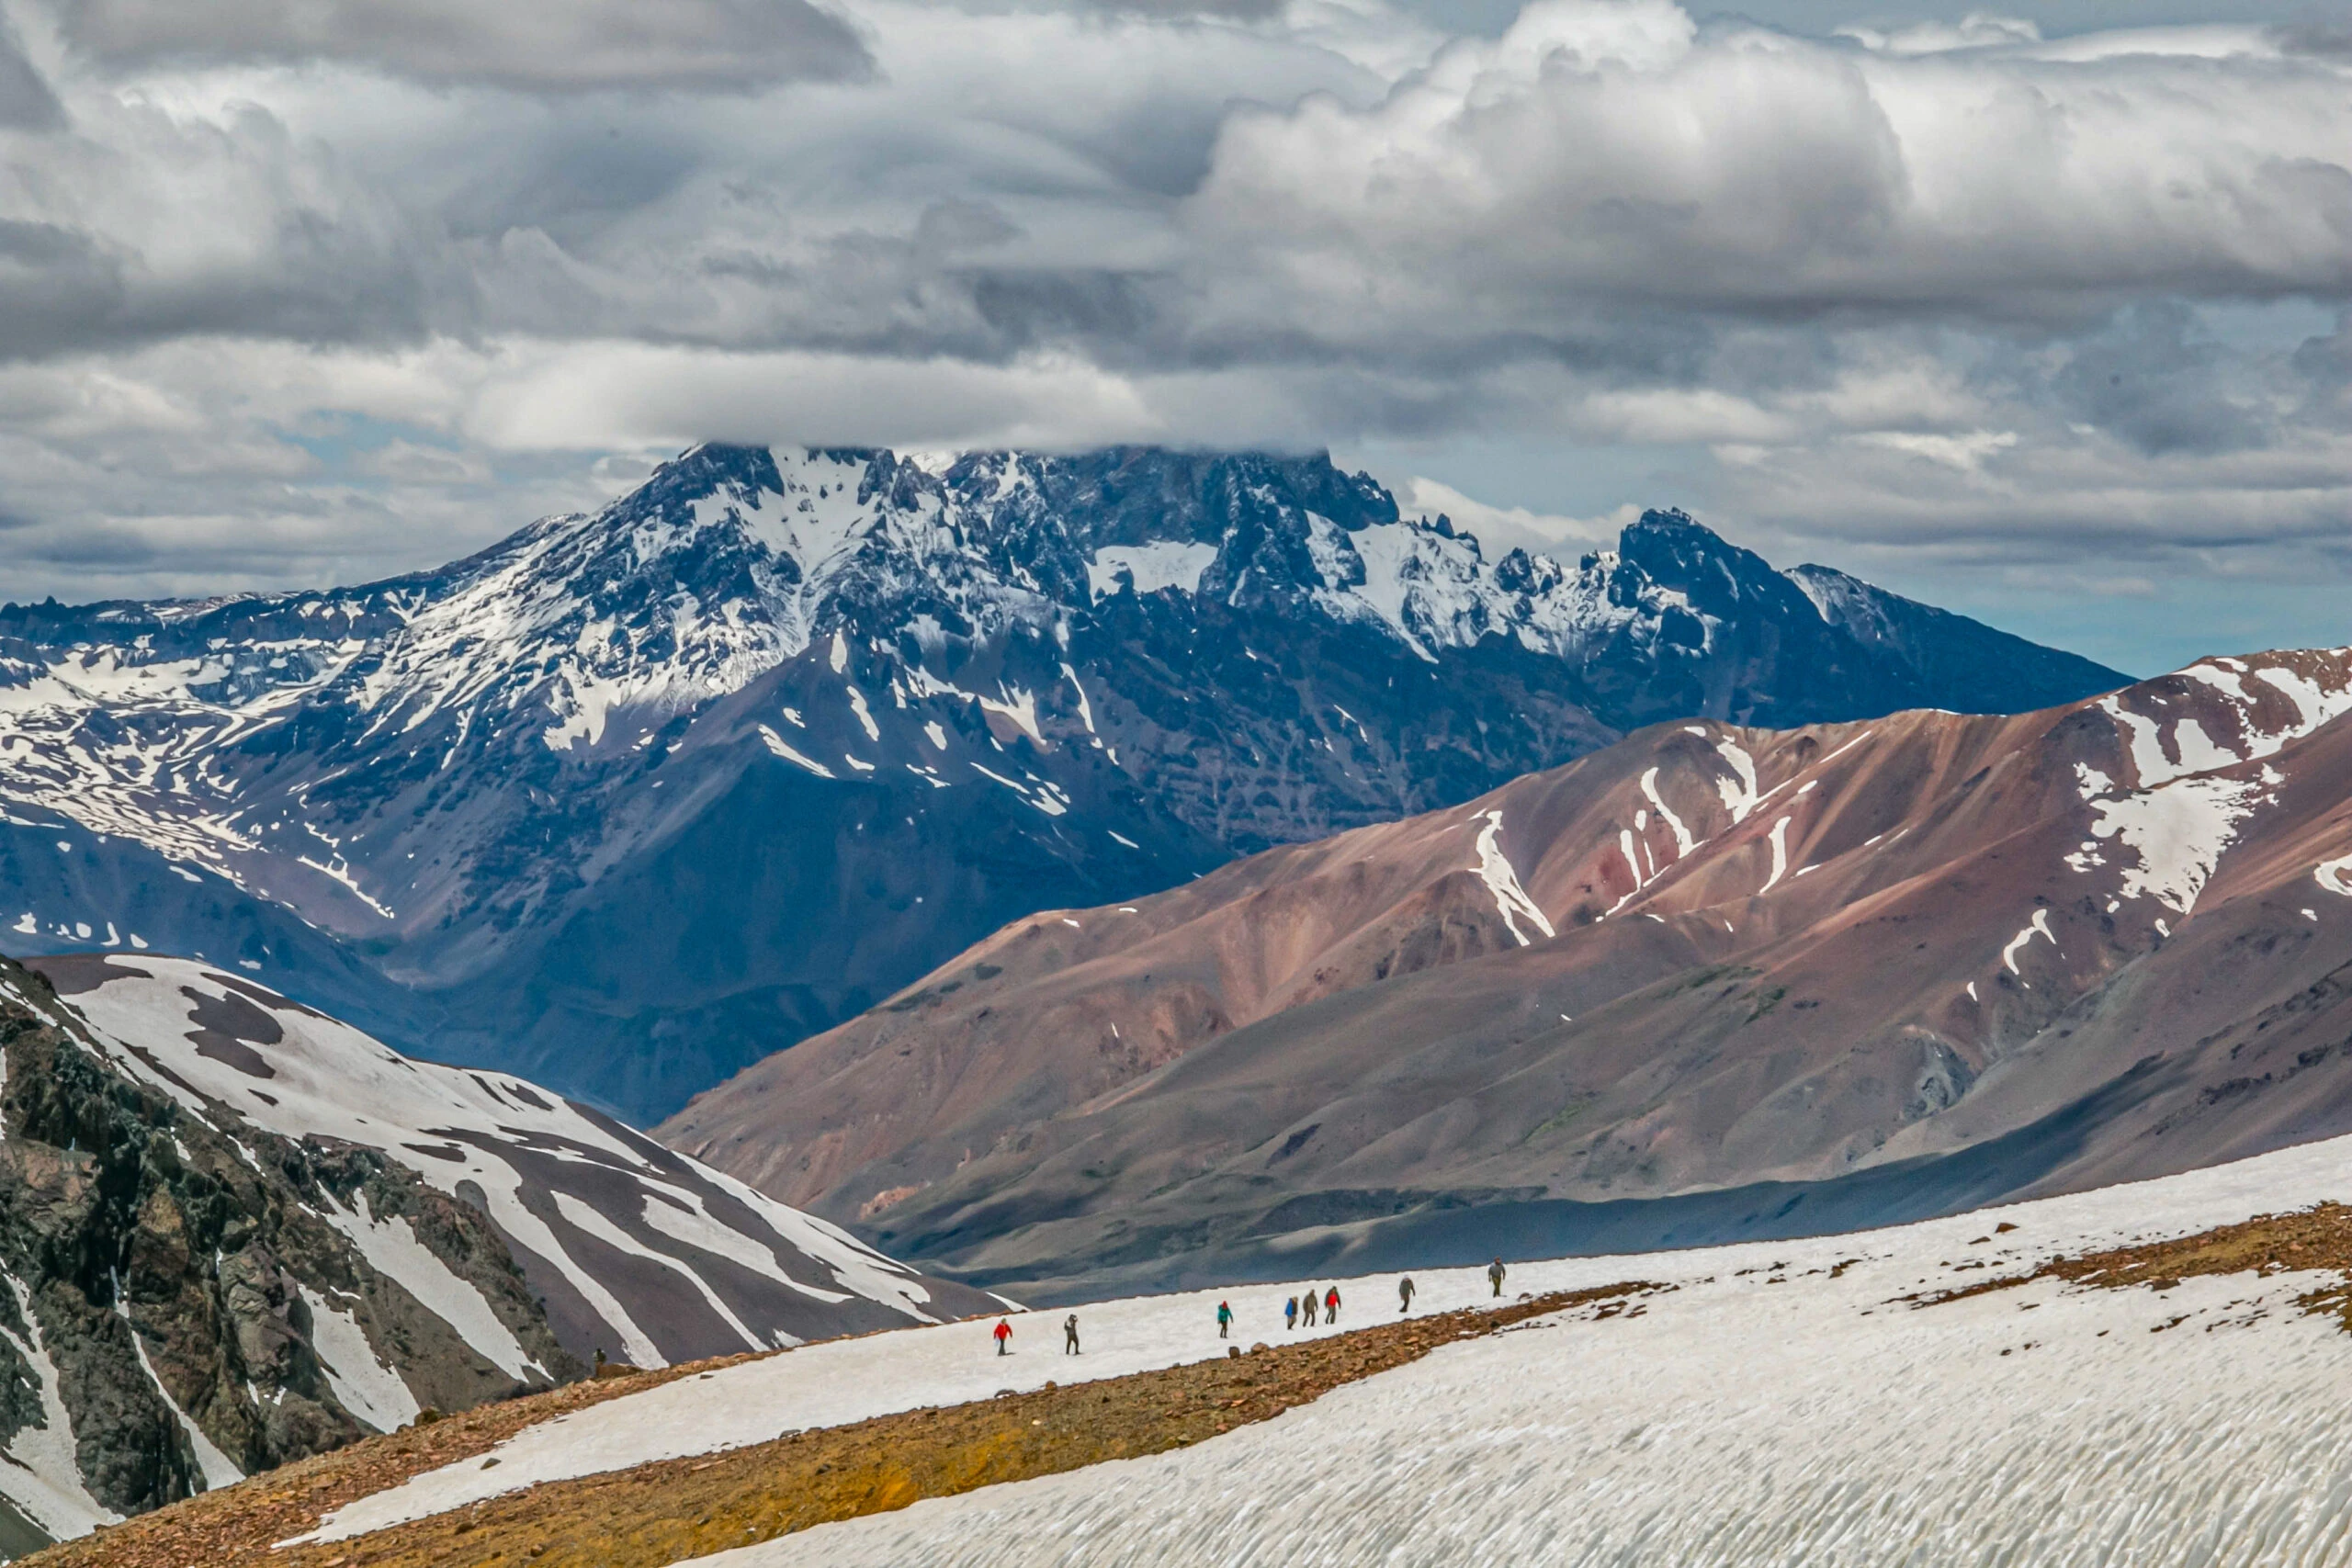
1911, 1201, 2352, 1327
23, 1351, 763, 1568
35, 1283, 1651, 1568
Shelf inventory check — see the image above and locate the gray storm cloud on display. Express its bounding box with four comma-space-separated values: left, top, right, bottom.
51, 0, 872, 89
0, 0, 2343, 671
0, 19, 62, 126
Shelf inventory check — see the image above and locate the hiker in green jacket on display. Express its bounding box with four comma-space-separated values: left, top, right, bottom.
1216, 1300, 1234, 1338
1398, 1276, 1416, 1314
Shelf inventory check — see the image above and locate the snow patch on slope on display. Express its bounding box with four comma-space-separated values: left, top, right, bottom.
1713, 740, 1762, 823
298, 1285, 420, 1434
2086, 775, 2266, 916
1086, 543, 1219, 600
759, 727, 836, 779
120, 1304, 244, 1489
2002, 908, 2055, 973
1759, 817, 1792, 894
1639, 767, 1695, 857
1471, 810, 1554, 945
321, 1193, 543, 1382
0, 1275, 119, 1538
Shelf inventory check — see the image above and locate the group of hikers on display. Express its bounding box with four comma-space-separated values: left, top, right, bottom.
1281, 1283, 1344, 1330
989, 1259, 1512, 1355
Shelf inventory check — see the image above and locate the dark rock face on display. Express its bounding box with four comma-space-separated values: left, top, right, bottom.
0, 955, 576, 1541
36, 954, 1004, 1379
0, 944, 989, 1546
0, 446, 2127, 1122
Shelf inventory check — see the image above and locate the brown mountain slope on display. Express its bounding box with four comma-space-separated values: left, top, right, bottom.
660, 649, 2352, 1298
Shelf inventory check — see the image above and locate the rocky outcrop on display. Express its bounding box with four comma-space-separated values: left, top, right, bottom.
0, 955, 574, 1549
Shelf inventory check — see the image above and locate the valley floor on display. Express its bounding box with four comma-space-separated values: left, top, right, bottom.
37, 1134, 2352, 1568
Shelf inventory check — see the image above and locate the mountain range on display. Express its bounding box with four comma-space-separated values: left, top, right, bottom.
0, 446, 2126, 1124
662, 649, 2352, 1300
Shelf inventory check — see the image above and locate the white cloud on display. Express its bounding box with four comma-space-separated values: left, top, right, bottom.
1852, 429, 2018, 471
1188, 1, 2352, 330
1381, 474, 1631, 557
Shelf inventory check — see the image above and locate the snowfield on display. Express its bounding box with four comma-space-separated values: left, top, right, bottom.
310, 1131, 2352, 1563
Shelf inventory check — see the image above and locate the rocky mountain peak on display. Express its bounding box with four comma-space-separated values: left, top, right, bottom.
1615, 505, 1804, 615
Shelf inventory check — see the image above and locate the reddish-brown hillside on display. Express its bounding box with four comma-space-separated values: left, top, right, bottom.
662, 650, 2352, 1299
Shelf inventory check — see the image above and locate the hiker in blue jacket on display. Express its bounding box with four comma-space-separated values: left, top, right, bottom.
1284, 1295, 1298, 1330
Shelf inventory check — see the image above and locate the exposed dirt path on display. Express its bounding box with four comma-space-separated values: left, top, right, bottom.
1908, 1201, 2352, 1325
40, 1282, 1655, 1568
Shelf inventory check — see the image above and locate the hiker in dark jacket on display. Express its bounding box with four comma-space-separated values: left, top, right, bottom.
1325, 1285, 1340, 1321
1284, 1296, 1298, 1330
1301, 1288, 1318, 1327
1217, 1301, 1234, 1339
1398, 1276, 1416, 1314
1489, 1258, 1508, 1298
1064, 1314, 1080, 1355
993, 1318, 1012, 1355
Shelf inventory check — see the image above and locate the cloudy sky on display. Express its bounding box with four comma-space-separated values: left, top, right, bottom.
0, 0, 2345, 674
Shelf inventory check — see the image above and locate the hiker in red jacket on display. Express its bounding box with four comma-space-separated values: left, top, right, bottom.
993, 1318, 1012, 1356
1324, 1285, 1340, 1321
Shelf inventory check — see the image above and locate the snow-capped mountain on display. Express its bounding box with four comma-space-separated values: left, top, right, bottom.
663, 648, 2352, 1299
0, 948, 994, 1551
0, 446, 2125, 1121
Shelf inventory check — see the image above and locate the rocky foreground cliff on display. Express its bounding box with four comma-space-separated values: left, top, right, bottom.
0, 953, 998, 1557
0, 955, 571, 1551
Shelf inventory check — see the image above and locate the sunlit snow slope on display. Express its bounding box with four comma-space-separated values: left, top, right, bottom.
38, 955, 1000, 1370
300, 1133, 2352, 1565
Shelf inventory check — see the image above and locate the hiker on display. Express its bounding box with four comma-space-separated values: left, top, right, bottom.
1217, 1301, 1234, 1339
1325, 1285, 1340, 1321
1064, 1314, 1081, 1355
993, 1318, 1012, 1356
1488, 1258, 1507, 1298
1398, 1276, 1416, 1314
1301, 1288, 1318, 1327
1284, 1296, 1298, 1330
